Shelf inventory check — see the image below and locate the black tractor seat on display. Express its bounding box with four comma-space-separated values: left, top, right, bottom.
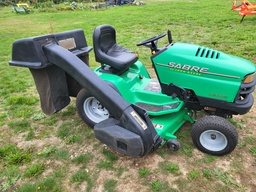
93, 24, 138, 75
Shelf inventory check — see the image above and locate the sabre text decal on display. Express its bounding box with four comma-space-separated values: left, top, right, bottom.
168, 62, 209, 73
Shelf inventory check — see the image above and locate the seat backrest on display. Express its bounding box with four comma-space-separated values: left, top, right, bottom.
93, 24, 138, 73
93, 24, 116, 55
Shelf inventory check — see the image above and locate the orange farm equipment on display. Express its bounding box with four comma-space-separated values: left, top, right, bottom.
232, 0, 256, 22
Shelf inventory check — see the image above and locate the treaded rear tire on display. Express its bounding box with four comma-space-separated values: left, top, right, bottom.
191, 116, 238, 156
76, 88, 110, 128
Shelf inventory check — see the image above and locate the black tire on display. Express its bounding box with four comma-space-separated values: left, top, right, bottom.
166, 139, 180, 152
76, 88, 110, 128
191, 116, 238, 156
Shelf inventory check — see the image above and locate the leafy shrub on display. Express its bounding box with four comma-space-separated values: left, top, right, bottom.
34, 2, 54, 9
56, 4, 73, 11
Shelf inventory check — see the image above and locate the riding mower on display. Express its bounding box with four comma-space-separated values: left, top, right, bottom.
9, 24, 256, 157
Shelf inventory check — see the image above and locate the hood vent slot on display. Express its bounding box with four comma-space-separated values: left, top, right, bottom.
195, 47, 220, 59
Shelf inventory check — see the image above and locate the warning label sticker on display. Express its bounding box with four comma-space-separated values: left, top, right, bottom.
153, 124, 164, 129
130, 111, 148, 130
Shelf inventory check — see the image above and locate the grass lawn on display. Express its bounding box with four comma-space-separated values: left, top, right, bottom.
0, 0, 256, 191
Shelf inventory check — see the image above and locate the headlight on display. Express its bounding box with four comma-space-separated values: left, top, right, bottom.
243, 72, 256, 83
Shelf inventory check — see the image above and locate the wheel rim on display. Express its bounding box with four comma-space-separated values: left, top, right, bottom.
199, 130, 228, 152
83, 97, 109, 123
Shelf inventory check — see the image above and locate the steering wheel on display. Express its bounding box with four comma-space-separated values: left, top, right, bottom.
137, 33, 166, 46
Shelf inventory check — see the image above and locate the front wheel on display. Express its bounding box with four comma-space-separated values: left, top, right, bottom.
191, 116, 238, 156
76, 89, 110, 128
166, 139, 180, 152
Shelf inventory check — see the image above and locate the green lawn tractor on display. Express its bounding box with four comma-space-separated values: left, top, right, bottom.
9, 24, 256, 157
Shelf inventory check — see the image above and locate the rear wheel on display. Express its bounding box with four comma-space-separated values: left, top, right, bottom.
191, 116, 238, 156
76, 88, 110, 128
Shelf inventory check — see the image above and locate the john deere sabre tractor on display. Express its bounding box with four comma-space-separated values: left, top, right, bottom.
9, 24, 256, 157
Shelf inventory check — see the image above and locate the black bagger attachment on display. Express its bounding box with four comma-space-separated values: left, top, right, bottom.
9, 29, 92, 114
9, 29, 162, 157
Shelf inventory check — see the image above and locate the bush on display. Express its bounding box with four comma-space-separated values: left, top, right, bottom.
56, 4, 73, 11
34, 1, 53, 9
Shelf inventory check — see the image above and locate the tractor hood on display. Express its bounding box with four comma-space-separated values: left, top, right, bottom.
152, 42, 256, 103
153, 42, 256, 81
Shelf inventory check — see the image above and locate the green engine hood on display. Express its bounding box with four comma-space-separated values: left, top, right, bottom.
152, 42, 256, 102
153, 42, 256, 80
